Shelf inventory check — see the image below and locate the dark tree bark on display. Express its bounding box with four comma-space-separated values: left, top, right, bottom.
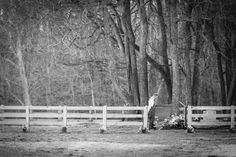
155, 0, 172, 103
169, 0, 180, 112
121, 0, 140, 106
124, 33, 133, 95
225, 21, 236, 106
215, 43, 227, 106
225, 28, 232, 94
138, 0, 149, 107
183, 1, 193, 106
192, 22, 201, 106
106, 1, 140, 106
106, 8, 133, 96
203, 19, 227, 106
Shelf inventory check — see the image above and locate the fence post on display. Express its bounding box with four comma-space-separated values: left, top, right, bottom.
231, 105, 235, 129
25, 105, 30, 131
62, 105, 67, 132
187, 105, 192, 128
102, 105, 107, 131
143, 106, 148, 129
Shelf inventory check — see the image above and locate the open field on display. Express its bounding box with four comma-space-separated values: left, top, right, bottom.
0, 124, 236, 157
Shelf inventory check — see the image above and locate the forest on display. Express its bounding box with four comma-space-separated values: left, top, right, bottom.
0, 0, 235, 112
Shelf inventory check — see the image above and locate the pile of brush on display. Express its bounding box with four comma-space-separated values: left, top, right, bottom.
154, 114, 185, 130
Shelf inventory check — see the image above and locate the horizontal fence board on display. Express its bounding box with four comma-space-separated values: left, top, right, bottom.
0, 113, 26, 118
107, 114, 142, 118
30, 106, 62, 110
29, 113, 61, 118
107, 121, 142, 126
67, 106, 103, 111
67, 113, 143, 119
67, 106, 145, 111
67, 113, 103, 118
191, 106, 233, 110
0, 106, 26, 110
192, 114, 231, 118
0, 119, 25, 125
67, 119, 98, 123
107, 106, 144, 111
192, 121, 232, 126
0, 106, 145, 111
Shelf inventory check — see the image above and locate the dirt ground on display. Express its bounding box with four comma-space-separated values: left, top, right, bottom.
0, 124, 236, 157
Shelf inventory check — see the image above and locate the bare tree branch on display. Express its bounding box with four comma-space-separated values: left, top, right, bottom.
5, 79, 25, 106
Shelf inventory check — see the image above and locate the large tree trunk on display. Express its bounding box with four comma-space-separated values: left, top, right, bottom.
155, 0, 172, 103
204, 20, 227, 106
225, 25, 236, 106
192, 22, 201, 106
225, 29, 233, 95
139, 0, 149, 107
183, 1, 193, 106
121, 0, 140, 106
214, 42, 227, 106
124, 35, 133, 96
16, 33, 31, 106
170, 0, 180, 112
107, 2, 140, 106
106, 8, 133, 102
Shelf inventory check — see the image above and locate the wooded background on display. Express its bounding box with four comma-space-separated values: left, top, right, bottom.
0, 0, 235, 110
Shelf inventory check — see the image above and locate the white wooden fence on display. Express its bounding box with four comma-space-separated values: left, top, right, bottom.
0, 105, 148, 132
187, 105, 235, 129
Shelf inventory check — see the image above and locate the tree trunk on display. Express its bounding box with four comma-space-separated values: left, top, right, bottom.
183, 1, 193, 106
192, 22, 201, 106
214, 42, 227, 106
16, 33, 31, 106
124, 35, 133, 95
170, 0, 180, 112
155, 0, 172, 103
121, 0, 140, 106
225, 30, 232, 94
107, 2, 140, 106
204, 19, 227, 106
225, 23, 236, 106
139, 0, 149, 107
226, 44, 236, 106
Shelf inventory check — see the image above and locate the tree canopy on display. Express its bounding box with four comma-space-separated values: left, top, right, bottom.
0, 0, 235, 110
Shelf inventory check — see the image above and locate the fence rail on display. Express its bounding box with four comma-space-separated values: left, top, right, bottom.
187, 105, 235, 129
0, 105, 148, 132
